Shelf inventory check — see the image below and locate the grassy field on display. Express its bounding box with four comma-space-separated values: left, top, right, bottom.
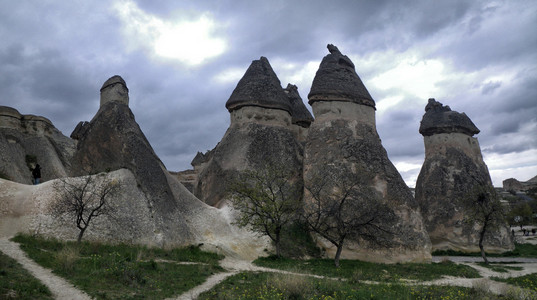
253, 256, 481, 282
8, 234, 537, 299
476, 262, 524, 273
492, 273, 537, 292
198, 271, 492, 300
432, 243, 537, 258
11, 234, 224, 299
0, 251, 53, 299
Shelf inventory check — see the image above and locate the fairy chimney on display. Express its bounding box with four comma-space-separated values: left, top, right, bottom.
194, 57, 303, 206
415, 98, 514, 253
303, 44, 432, 263
100, 75, 129, 107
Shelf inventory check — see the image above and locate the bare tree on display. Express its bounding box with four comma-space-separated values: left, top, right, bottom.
228, 166, 302, 257
303, 164, 395, 267
461, 185, 507, 264
51, 173, 120, 243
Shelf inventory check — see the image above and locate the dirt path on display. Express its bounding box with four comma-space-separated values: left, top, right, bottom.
174, 256, 537, 299
0, 237, 92, 300
3, 236, 536, 299
169, 257, 339, 299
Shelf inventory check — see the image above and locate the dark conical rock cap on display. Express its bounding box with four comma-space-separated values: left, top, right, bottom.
308, 44, 375, 108
100, 75, 128, 91
225, 57, 291, 113
284, 84, 314, 127
419, 98, 480, 136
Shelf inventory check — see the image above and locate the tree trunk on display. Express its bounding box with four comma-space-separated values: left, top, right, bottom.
275, 233, 281, 258
77, 228, 86, 243
334, 243, 343, 268
479, 226, 489, 264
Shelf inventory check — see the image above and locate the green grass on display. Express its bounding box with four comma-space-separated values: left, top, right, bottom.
198, 271, 496, 300
476, 262, 524, 273
492, 273, 537, 292
11, 234, 224, 299
0, 251, 53, 299
253, 256, 481, 282
432, 243, 537, 258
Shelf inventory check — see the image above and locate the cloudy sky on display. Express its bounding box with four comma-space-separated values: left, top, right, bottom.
1, 0, 536, 187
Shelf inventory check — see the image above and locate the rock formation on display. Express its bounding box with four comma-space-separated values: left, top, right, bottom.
100, 75, 129, 107
193, 57, 306, 207
0, 106, 74, 184
285, 84, 314, 128
303, 45, 431, 263
503, 178, 524, 192
0, 169, 269, 259
503, 176, 537, 192
70, 75, 197, 243
415, 98, 514, 252
0, 75, 270, 259
284, 83, 314, 144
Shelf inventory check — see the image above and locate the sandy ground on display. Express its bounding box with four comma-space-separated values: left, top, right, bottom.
2, 235, 537, 299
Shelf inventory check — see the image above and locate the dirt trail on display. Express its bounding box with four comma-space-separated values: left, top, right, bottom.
0, 237, 92, 300
3, 236, 537, 299
169, 257, 337, 299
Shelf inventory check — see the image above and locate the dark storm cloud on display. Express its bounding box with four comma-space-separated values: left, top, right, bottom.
470, 69, 537, 156
431, 1, 537, 72
411, 1, 473, 38
483, 133, 537, 155
490, 72, 537, 114
0, 0, 535, 183
0, 45, 98, 133
377, 102, 424, 158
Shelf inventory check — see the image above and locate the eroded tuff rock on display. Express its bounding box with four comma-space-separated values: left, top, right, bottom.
415, 99, 514, 253
419, 98, 480, 136
0, 170, 270, 259
100, 75, 129, 107
225, 57, 291, 113
308, 44, 375, 108
284, 84, 314, 128
503, 176, 537, 192
70, 76, 195, 243
1, 75, 269, 258
0, 106, 75, 184
303, 45, 431, 263
194, 57, 304, 206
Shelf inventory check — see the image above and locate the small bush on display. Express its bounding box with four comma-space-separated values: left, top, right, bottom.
55, 245, 79, 272
472, 278, 490, 295
501, 285, 537, 300
270, 273, 310, 298
350, 269, 364, 283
